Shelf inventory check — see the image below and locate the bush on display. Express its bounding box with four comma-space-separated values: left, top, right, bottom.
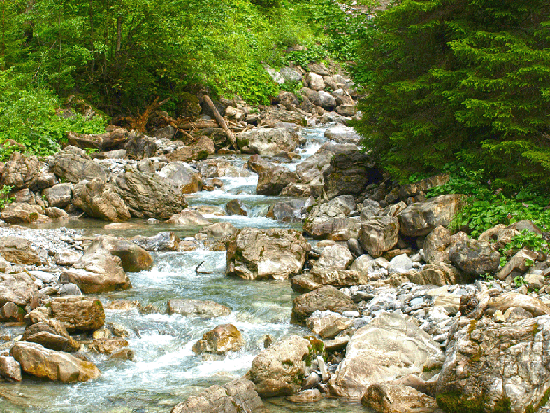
0, 70, 106, 160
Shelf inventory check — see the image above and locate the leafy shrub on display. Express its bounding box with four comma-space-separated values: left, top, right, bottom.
0, 185, 14, 210
426, 164, 550, 237
0, 70, 106, 161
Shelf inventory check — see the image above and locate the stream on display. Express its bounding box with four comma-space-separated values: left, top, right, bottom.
0, 127, 369, 413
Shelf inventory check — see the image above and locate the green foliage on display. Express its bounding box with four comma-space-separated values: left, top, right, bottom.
0, 185, 14, 210
1, 0, 350, 114
355, 0, 550, 189
0, 70, 106, 160
502, 230, 549, 257
514, 275, 527, 288
426, 164, 550, 237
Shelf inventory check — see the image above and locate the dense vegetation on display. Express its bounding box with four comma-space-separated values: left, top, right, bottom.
0, 0, 362, 159
354, 0, 550, 191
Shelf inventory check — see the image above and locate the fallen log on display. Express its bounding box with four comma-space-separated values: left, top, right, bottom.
202, 95, 237, 149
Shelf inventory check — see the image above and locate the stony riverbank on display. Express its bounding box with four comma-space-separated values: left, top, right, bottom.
0, 62, 549, 413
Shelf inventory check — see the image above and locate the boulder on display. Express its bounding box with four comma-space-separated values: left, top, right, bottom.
171, 377, 264, 413
398, 174, 450, 199
266, 199, 305, 223
436, 313, 550, 413
423, 226, 451, 265
168, 299, 231, 318
311, 269, 369, 287
449, 238, 500, 276
306, 311, 354, 339
66, 129, 127, 151
0, 152, 42, 190
291, 286, 357, 324
497, 248, 539, 280
257, 166, 297, 196
0, 272, 39, 306
165, 137, 215, 162
398, 195, 462, 237
91, 236, 153, 272
478, 224, 519, 250
303, 195, 359, 239
362, 383, 442, 413
313, 244, 354, 272
114, 168, 187, 219
11, 341, 100, 383
167, 210, 210, 226
324, 125, 361, 144
323, 151, 379, 199
124, 134, 158, 160
225, 199, 247, 216
52, 146, 108, 183
247, 335, 310, 397
359, 216, 399, 258
237, 127, 300, 156
0, 202, 45, 224
43, 183, 73, 208
72, 179, 131, 222
131, 232, 180, 251
0, 356, 22, 382
198, 223, 238, 242
226, 228, 310, 280
407, 264, 460, 286
306, 72, 325, 91
159, 162, 201, 194
62, 248, 131, 293
0, 237, 45, 265
192, 324, 244, 355
330, 313, 442, 399
469, 292, 550, 319
317, 91, 336, 110
22, 319, 80, 352
49, 296, 105, 331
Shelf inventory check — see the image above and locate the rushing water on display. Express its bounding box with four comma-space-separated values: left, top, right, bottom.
0, 127, 370, 413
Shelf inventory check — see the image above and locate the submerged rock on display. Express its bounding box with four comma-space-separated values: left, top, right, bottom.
167, 299, 231, 318
192, 324, 244, 355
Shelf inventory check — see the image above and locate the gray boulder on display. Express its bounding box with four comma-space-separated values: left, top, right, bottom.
449, 238, 500, 276
398, 195, 462, 237
226, 228, 310, 280
171, 377, 265, 413
330, 313, 442, 399
237, 127, 300, 156
291, 285, 357, 324
72, 179, 131, 222
359, 216, 399, 258
52, 146, 107, 183
247, 335, 310, 397
114, 169, 187, 219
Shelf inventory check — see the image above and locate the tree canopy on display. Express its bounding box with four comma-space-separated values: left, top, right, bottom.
354, 0, 550, 189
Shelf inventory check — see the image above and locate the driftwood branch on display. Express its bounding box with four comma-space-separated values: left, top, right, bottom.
131, 96, 170, 132
203, 95, 237, 149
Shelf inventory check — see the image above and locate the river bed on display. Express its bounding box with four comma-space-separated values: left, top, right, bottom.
0, 127, 370, 412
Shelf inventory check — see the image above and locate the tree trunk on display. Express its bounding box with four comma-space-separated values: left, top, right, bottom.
203, 95, 237, 149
